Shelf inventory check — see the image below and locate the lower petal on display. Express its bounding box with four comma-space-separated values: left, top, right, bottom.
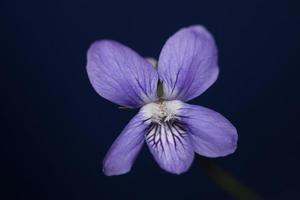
179, 103, 238, 157
145, 120, 194, 174
103, 112, 147, 176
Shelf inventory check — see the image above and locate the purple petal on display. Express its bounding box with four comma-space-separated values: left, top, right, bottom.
87, 40, 159, 108
103, 112, 146, 176
158, 25, 219, 101
145, 121, 194, 174
180, 103, 238, 157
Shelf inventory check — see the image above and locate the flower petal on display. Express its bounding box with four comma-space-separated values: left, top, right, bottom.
145, 121, 194, 174
87, 40, 159, 107
179, 103, 238, 157
103, 112, 147, 176
158, 25, 219, 101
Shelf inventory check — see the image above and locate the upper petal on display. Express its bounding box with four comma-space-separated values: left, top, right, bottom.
87, 40, 159, 108
179, 103, 238, 157
158, 25, 219, 101
145, 121, 194, 174
103, 111, 147, 176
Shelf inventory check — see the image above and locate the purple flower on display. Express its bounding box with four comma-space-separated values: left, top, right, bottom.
86, 25, 238, 175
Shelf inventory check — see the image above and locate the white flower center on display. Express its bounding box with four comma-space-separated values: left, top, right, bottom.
141, 100, 183, 124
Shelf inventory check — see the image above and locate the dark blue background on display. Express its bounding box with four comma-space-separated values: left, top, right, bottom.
1, 0, 299, 199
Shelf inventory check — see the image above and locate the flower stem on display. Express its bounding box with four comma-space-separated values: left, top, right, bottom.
196, 156, 263, 200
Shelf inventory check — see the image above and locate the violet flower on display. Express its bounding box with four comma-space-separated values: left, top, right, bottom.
86, 25, 238, 175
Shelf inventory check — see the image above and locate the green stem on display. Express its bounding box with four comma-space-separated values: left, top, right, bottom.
196, 156, 263, 200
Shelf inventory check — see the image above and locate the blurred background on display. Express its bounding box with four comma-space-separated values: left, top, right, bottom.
1, 0, 299, 199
